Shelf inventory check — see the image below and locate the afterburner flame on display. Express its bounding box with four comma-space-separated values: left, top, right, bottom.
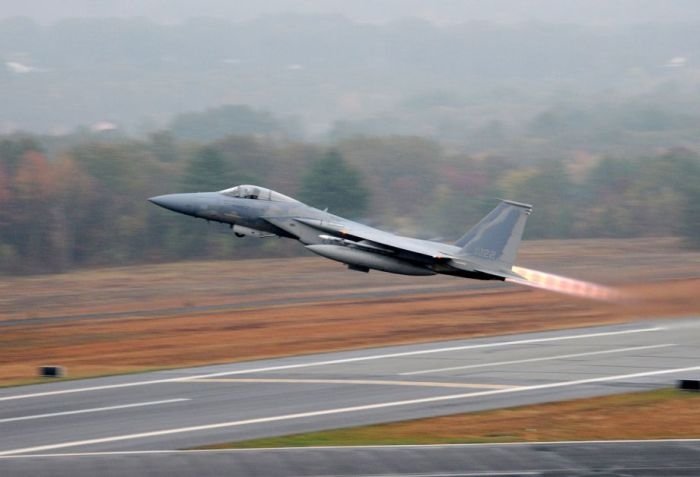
509, 266, 626, 302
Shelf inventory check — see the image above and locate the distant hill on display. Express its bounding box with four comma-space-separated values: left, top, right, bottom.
1, 14, 700, 138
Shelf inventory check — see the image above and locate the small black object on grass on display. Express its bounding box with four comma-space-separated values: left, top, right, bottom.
39, 366, 65, 378
677, 379, 700, 392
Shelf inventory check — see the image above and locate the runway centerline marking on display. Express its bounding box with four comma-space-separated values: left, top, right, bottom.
0, 399, 190, 424
1, 363, 697, 456
401, 343, 677, 376
0, 326, 663, 402
186, 378, 514, 390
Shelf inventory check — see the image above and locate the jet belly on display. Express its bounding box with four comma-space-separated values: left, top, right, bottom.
305, 244, 435, 276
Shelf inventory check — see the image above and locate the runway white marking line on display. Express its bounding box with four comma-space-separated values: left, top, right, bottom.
401, 343, 677, 376
187, 378, 514, 390
1, 363, 697, 456
3, 439, 700, 458
0, 399, 190, 424
0, 326, 664, 402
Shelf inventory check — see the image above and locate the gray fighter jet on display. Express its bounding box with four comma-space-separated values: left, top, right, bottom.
149, 184, 620, 299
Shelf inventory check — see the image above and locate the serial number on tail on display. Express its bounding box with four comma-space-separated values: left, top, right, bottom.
472, 247, 498, 260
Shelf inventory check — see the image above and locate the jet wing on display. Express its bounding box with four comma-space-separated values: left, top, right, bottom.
293, 217, 457, 259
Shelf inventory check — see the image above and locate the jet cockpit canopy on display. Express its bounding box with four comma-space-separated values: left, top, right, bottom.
219, 185, 299, 203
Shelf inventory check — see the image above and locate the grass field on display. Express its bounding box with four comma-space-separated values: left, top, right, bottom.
201, 388, 700, 448
1, 238, 698, 387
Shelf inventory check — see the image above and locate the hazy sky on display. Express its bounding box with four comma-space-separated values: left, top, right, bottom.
2, 0, 700, 25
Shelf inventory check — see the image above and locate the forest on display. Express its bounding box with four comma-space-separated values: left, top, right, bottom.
1, 126, 698, 275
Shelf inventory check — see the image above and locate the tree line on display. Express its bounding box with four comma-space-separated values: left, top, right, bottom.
0, 133, 698, 275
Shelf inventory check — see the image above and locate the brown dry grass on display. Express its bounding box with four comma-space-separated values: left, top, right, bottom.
0, 238, 698, 386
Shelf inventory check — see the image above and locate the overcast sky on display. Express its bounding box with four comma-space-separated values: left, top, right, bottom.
2, 0, 700, 25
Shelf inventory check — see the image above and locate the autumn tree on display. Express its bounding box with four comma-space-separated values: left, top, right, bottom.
0, 136, 43, 175
299, 150, 368, 218
4, 151, 55, 272
337, 136, 439, 219
181, 146, 234, 192
497, 161, 574, 239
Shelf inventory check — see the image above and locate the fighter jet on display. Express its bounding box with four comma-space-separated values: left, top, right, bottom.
149, 184, 620, 300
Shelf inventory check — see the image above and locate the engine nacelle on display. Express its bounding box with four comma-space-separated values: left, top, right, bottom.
232, 224, 275, 238
305, 244, 435, 276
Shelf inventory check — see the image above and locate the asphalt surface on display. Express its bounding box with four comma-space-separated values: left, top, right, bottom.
0, 318, 698, 459
2, 441, 700, 476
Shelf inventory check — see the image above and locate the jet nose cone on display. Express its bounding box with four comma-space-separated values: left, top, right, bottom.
148, 194, 195, 215
148, 194, 173, 208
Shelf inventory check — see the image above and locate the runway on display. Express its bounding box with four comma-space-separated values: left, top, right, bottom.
0, 318, 698, 457
3, 441, 700, 476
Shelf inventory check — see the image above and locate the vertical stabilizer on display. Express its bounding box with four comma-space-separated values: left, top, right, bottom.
455, 200, 532, 269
